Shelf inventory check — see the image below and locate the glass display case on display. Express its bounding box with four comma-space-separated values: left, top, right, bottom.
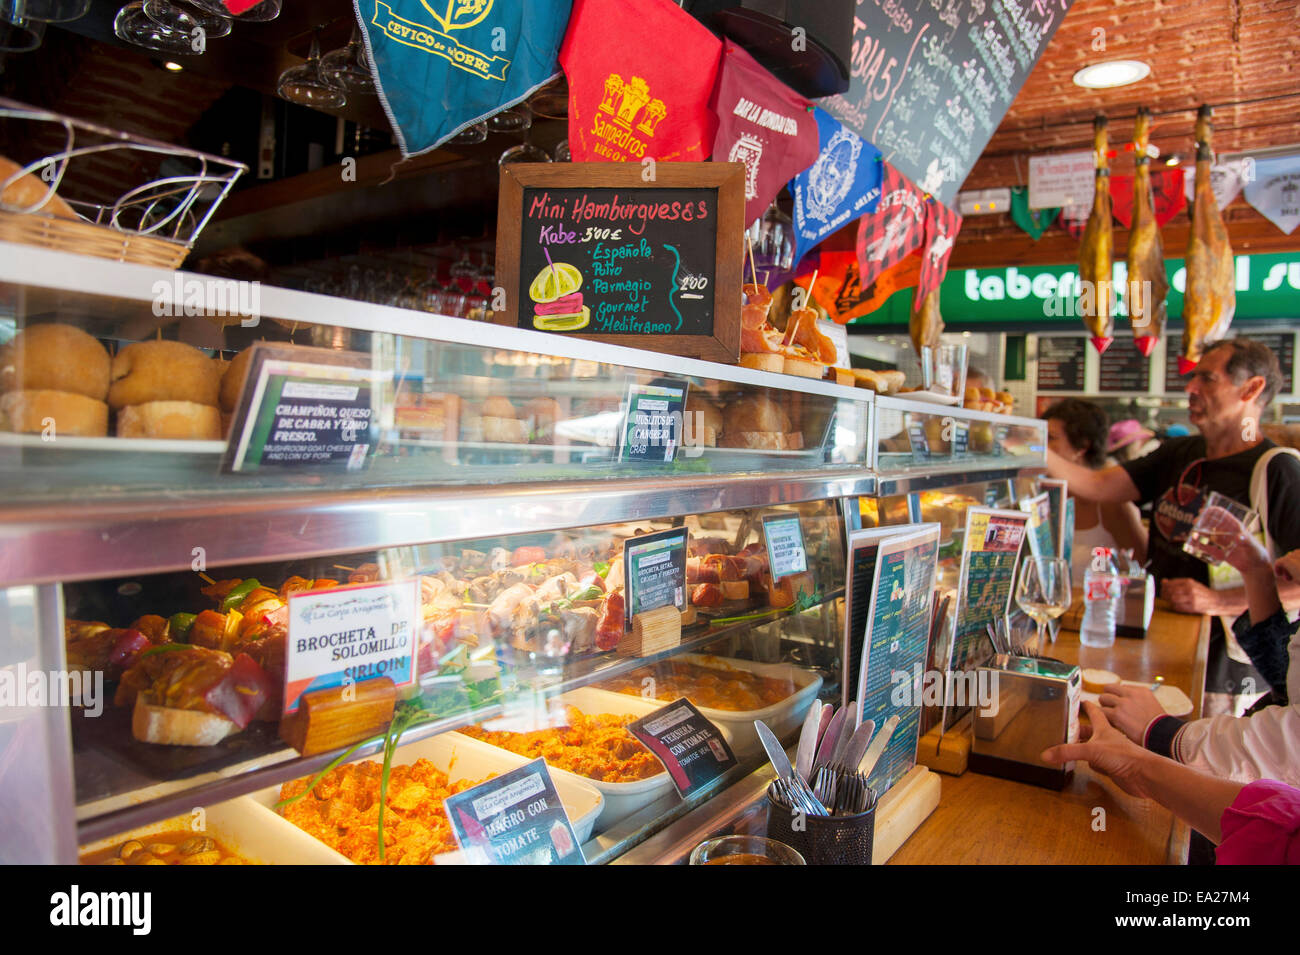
0, 243, 1044, 864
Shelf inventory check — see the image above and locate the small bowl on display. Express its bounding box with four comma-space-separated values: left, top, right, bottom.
688, 835, 805, 865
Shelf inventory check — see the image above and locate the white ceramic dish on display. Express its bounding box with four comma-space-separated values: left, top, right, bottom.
79, 799, 350, 865
588, 653, 823, 758
245, 731, 605, 862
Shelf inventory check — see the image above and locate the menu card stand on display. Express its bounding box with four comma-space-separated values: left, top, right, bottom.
279, 677, 397, 756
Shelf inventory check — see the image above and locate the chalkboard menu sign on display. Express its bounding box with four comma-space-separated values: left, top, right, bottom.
1037, 336, 1086, 392
1098, 337, 1150, 393
1164, 342, 1189, 393
821, 0, 1077, 207
1244, 333, 1296, 393
496, 163, 745, 363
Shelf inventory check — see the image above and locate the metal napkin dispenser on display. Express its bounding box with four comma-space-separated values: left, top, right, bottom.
1116, 573, 1156, 638
968, 655, 1081, 790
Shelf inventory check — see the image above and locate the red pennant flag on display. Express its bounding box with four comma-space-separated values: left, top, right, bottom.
560, 0, 723, 163
1110, 167, 1187, 228
797, 222, 922, 323
221, 0, 259, 13
711, 41, 819, 227
855, 163, 928, 288
916, 200, 962, 301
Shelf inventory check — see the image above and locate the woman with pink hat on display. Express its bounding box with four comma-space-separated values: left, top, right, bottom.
1108, 419, 1160, 463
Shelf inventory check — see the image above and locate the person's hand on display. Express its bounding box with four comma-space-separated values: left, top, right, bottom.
1097, 683, 1167, 743
1276, 550, 1300, 582
1042, 702, 1153, 798
1189, 506, 1271, 575
1161, 577, 1224, 614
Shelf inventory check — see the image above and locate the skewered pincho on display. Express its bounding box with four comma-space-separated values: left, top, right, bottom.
1181, 104, 1235, 375
1126, 107, 1169, 357
1079, 115, 1115, 354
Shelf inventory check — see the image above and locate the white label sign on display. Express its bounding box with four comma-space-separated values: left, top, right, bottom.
1028, 151, 1096, 210
763, 514, 808, 580
284, 579, 419, 714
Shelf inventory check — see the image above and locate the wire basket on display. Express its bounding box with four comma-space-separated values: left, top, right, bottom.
0, 97, 247, 269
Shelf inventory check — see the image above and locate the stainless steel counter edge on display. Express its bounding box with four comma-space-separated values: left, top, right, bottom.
0, 470, 878, 586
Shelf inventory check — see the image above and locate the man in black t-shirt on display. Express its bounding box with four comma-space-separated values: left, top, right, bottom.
1047, 339, 1300, 716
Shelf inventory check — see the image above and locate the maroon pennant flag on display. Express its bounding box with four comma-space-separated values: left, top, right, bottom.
1110, 167, 1187, 228
916, 199, 962, 301
710, 41, 819, 227
855, 162, 929, 288
221, 0, 259, 13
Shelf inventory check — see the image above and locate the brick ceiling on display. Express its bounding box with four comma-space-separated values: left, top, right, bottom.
954, 0, 1300, 266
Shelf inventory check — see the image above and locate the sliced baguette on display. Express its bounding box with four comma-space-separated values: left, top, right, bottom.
1081, 668, 1121, 694
781, 354, 825, 379
739, 352, 784, 373
132, 695, 238, 746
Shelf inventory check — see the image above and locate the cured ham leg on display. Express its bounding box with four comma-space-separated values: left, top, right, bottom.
910, 287, 943, 357
1127, 107, 1169, 357
1079, 115, 1115, 354
1181, 104, 1235, 375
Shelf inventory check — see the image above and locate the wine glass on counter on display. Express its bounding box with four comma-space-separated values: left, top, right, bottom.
1014, 556, 1072, 651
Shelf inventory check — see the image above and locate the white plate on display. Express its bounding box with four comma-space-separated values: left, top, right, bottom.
1081, 680, 1193, 717
0, 432, 226, 454
246, 731, 605, 862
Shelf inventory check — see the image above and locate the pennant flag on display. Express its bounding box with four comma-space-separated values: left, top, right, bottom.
1243, 154, 1300, 235
1110, 167, 1186, 229
1183, 159, 1249, 210
1010, 186, 1059, 240
560, 0, 722, 163
791, 108, 882, 261
801, 241, 922, 324
855, 162, 928, 288
1060, 203, 1090, 239
357, 0, 573, 158
711, 41, 819, 228
222, 0, 259, 13
916, 199, 961, 302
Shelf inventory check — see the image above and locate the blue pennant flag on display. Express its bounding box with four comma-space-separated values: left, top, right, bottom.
790, 108, 882, 265
355, 0, 573, 158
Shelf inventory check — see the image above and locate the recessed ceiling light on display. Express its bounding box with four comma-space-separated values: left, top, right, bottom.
163, 61, 184, 72
1072, 60, 1151, 89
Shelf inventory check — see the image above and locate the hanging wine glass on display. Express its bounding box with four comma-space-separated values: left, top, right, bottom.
499, 142, 551, 166
321, 26, 375, 94
487, 103, 532, 134
1, 0, 42, 52
148, 0, 229, 38
552, 139, 571, 162
11, 0, 89, 23
528, 77, 568, 119
113, 0, 196, 54
277, 34, 347, 110
186, 0, 278, 21
748, 200, 794, 276
449, 122, 488, 144
449, 253, 477, 294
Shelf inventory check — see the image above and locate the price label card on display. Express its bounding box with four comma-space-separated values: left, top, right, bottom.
763, 514, 808, 580
619, 380, 688, 463
992, 424, 1009, 457
623, 527, 688, 626
284, 579, 418, 715
222, 343, 388, 473
626, 699, 737, 797
950, 419, 970, 457
443, 758, 585, 865
907, 418, 931, 462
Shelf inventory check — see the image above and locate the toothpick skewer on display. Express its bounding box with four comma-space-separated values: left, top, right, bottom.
746, 238, 758, 289
783, 271, 819, 347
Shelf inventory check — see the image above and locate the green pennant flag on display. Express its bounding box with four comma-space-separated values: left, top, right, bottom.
1010, 186, 1059, 240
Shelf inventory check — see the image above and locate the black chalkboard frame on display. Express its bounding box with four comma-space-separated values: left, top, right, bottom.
494, 162, 745, 364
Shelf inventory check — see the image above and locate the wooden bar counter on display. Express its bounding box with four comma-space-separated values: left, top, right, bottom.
889, 596, 1210, 865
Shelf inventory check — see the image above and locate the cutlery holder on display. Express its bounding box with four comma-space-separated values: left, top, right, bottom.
765, 788, 875, 865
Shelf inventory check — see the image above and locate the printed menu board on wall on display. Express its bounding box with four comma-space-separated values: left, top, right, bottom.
1167, 332, 1295, 394
1098, 336, 1150, 392
495, 163, 745, 364
821, 0, 1078, 208
1037, 336, 1086, 392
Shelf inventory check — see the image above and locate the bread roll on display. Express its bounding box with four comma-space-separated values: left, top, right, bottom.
109, 340, 221, 409
1081, 668, 1121, 694
0, 323, 110, 399
781, 355, 824, 379
481, 416, 528, 443
481, 395, 516, 419
0, 389, 108, 436
738, 353, 784, 373
132, 696, 237, 746
521, 396, 562, 442
218, 349, 253, 413
684, 395, 721, 447
719, 430, 787, 451
117, 401, 222, 440
0, 156, 77, 219
726, 394, 791, 435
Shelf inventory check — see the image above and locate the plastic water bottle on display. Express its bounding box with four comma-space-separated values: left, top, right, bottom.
1080, 568, 1122, 648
